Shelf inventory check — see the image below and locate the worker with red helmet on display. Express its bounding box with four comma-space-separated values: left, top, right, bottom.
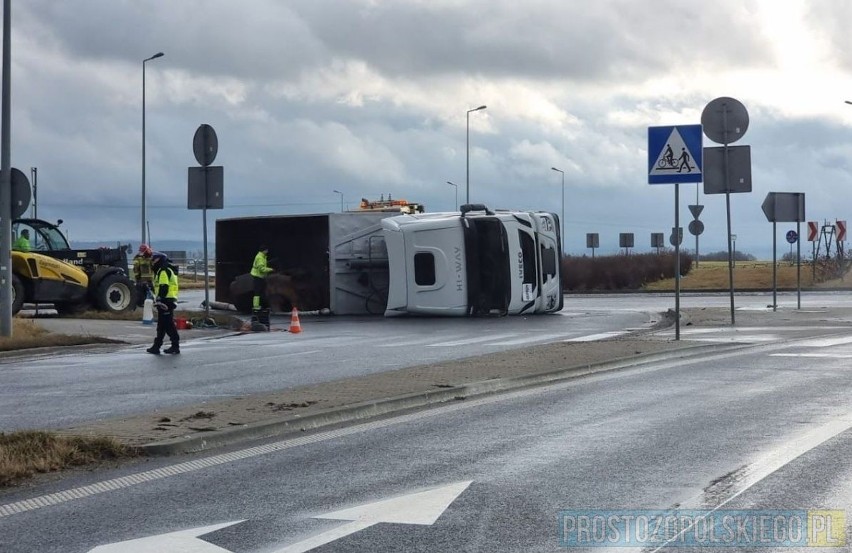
133, 244, 154, 306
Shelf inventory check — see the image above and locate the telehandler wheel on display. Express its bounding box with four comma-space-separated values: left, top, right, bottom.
97, 273, 136, 313
12, 274, 24, 315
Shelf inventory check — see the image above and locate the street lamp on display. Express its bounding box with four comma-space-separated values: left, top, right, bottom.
447, 181, 458, 211
142, 51, 164, 246
466, 105, 487, 204
333, 189, 344, 212
551, 167, 565, 247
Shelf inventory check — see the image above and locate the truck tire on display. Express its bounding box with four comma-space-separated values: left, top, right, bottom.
96, 273, 136, 313
12, 274, 24, 315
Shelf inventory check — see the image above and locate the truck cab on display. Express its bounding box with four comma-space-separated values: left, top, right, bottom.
497, 210, 563, 314
382, 205, 562, 317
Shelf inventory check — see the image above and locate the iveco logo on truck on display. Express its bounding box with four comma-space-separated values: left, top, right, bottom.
454, 247, 464, 292
517, 251, 524, 279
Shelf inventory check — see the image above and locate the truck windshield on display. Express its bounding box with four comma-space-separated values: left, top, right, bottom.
462, 217, 510, 316
517, 230, 536, 286
32, 224, 71, 250
12, 221, 71, 251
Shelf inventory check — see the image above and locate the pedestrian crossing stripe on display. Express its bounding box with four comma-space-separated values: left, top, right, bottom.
648, 124, 703, 184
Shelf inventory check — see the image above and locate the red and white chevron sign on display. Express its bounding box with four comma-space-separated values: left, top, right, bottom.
838, 220, 847, 242
807, 221, 818, 241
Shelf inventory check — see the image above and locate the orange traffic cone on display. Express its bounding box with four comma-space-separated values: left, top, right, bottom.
288, 307, 303, 334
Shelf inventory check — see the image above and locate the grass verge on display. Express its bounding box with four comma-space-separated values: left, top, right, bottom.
642, 261, 852, 291
0, 319, 119, 352
0, 431, 138, 488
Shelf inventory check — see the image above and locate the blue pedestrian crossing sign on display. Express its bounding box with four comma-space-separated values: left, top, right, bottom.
648, 124, 703, 184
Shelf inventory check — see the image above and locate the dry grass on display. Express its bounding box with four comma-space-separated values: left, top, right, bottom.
643, 261, 852, 291
0, 431, 137, 488
178, 276, 211, 289
0, 319, 118, 351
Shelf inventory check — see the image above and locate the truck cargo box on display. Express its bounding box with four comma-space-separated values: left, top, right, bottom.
216, 212, 393, 315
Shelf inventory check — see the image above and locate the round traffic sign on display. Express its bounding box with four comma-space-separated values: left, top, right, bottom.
701, 97, 749, 145
688, 220, 704, 236
670, 227, 683, 246
193, 124, 218, 167
786, 230, 798, 244
6, 168, 31, 218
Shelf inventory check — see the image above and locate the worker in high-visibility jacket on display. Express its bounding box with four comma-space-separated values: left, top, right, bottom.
146, 253, 180, 355
250, 244, 273, 312
132, 243, 154, 306
12, 229, 30, 252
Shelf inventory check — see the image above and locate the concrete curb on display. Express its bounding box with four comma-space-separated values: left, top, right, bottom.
140, 341, 745, 456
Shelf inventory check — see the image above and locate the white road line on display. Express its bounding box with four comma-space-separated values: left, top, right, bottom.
484, 333, 568, 346
771, 353, 852, 359
377, 337, 451, 347
427, 333, 517, 347
563, 331, 629, 342
787, 336, 852, 348
646, 412, 852, 552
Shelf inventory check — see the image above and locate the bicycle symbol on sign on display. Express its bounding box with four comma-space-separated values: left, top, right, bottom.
657, 143, 694, 173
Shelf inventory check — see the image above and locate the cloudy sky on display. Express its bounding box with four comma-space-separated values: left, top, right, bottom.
7, 0, 852, 258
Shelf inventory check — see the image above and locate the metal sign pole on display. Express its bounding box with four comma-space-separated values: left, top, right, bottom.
772, 222, 777, 312
695, 184, 699, 267
0, 0, 12, 337
675, 183, 680, 341
797, 220, 801, 310
202, 167, 210, 322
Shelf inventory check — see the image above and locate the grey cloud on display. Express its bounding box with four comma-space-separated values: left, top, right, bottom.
291, 0, 773, 82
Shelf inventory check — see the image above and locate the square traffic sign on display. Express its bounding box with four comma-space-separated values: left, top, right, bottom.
648, 125, 703, 184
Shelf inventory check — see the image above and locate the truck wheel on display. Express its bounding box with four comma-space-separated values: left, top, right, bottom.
96, 274, 136, 313
12, 275, 24, 315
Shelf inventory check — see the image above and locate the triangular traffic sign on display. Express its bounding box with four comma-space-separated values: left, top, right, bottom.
688, 204, 704, 218
648, 124, 703, 184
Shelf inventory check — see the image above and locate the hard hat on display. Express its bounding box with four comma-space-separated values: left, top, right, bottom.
138, 243, 153, 256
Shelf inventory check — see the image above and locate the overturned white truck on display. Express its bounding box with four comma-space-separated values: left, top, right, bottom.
216, 204, 562, 316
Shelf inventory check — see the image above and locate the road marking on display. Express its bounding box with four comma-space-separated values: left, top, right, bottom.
427, 333, 517, 347
771, 353, 852, 359
645, 412, 852, 552
563, 331, 628, 342
88, 521, 243, 552
273, 481, 472, 552
785, 336, 852, 348
484, 333, 568, 346
83, 482, 471, 552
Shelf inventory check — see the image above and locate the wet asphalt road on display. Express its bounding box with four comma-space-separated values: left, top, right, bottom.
4, 319, 852, 551
1, 302, 656, 430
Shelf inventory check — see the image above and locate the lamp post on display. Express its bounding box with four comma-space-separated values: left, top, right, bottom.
551, 167, 565, 247
333, 189, 344, 212
466, 105, 487, 204
142, 51, 164, 246
447, 181, 458, 211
